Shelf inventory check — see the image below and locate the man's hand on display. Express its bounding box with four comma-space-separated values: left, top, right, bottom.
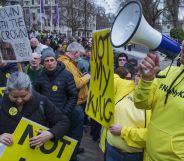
29, 130, 54, 148
84, 73, 90, 81
139, 53, 160, 81
109, 124, 122, 135
0, 133, 13, 146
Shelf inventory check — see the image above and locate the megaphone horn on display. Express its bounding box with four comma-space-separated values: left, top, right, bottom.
110, 0, 181, 59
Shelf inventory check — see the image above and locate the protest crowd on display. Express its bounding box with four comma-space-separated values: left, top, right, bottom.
0, 28, 147, 160
1, 2, 184, 161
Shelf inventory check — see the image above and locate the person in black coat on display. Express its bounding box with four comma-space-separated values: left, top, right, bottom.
0, 72, 70, 147
34, 48, 78, 118
34, 48, 79, 161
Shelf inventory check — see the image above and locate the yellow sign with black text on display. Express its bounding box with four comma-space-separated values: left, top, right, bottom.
0, 117, 77, 161
85, 29, 114, 128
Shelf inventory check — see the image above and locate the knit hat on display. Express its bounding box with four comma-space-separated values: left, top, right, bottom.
41, 48, 55, 60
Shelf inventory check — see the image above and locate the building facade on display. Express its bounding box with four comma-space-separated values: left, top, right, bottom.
21, 0, 96, 37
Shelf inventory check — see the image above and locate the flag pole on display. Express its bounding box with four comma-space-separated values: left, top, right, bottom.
50, 0, 53, 34
56, 4, 60, 33
40, 0, 44, 32
40, 0, 42, 32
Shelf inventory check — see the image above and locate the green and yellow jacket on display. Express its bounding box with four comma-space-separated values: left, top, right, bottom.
134, 65, 184, 161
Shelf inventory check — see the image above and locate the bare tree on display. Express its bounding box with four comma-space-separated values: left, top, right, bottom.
59, 0, 81, 36
59, 0, 96, 37
140, 0, 166, 28
82, 1, 97, 36
116, 0, 166, 28
165, 0, 181, 27
23, 7, 33, 31
96, 6, 111, 30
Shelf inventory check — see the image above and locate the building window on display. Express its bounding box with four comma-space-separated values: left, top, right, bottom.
32, 0, 34, 5
25, 8, 29, 13
11, 1, 19, 5
25, 1, 29, 5
32, 13, 36, 21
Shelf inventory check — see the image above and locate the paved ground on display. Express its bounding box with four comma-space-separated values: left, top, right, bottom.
78, 126, 104, 161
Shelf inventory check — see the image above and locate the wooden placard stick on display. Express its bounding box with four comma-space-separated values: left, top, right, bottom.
17, 62, 23, 72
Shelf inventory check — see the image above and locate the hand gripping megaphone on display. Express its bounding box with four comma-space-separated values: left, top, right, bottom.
110, 0, 181, 59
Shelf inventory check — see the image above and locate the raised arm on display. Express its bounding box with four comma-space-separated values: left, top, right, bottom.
134, 53, 160, 110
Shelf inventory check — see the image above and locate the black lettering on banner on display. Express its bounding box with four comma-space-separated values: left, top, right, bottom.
0, 6, 30, 60
87, 31, 113, 123
40, 137, 71, 158
40, 139, 71, 158
0, 6, 22, 40
40, 140, 58, 154
86, 91, 94, 112
17, 124, 72, 158
0, 6, 20, 19
18, 124, 35, 149
0, 20, 9, 30
102, 65, 110, 96
57, 138, 71, 158
103, 98, 113, 122
9, 17, 24, 28
1, 28, 28, 41
14, 42, 30, 57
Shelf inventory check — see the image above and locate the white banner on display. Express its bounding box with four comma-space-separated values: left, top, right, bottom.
0, 5, 32, 62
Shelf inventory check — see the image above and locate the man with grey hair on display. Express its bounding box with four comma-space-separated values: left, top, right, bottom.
30, 37, 48, 54
0, 72, 70, 147
24, 52, 43, 85
67, 41, 86, 54
57, 42, 90, 159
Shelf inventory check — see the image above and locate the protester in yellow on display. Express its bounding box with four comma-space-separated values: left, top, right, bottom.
101, 68, 151, 161
134, 42, 184, 160
57, 42, 90, 105
57, 42, 90, 161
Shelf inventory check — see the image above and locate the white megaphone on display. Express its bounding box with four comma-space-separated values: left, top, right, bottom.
110, 0, 181, 59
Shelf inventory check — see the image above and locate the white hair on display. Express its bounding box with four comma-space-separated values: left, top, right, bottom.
67, 42, 85, 54
6, 72, 32, 92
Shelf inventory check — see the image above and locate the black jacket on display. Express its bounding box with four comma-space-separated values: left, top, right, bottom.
34, 62, 78, 117
0, 90, 70, 139
0, 63, 18, 87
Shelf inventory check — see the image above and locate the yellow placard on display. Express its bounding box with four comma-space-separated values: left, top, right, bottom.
85, 29, 114, 128
0, 87, 6, 97
0, 117, 77, 161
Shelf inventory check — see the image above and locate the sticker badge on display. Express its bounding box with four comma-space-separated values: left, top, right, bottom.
52, 85, 58, 91
9, 107, 18, 116
5, 73, 10, 78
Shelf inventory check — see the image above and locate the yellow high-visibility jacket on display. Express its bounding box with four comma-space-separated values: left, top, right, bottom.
134, 65, 184, 161
100, 74, 151, 161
